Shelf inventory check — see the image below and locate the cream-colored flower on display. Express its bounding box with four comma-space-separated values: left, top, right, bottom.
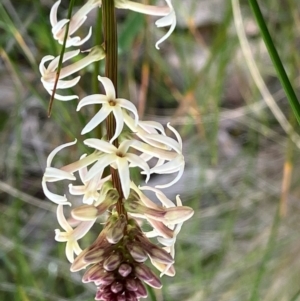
42, 140, 77, 206
115, 0, 176, 49
83, 138, 150, 199
77, 76, 138, 142
55, 204, 96, 262
40, 47, 105, 101
69, 155, 111, 205
50, 0, 101, 47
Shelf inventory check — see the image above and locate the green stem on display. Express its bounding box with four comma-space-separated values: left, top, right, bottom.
102, 0, 125, 215
48, 0, 76, 117
248, 0, 300, 124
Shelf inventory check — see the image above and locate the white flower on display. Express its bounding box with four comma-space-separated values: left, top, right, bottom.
77, 76, 139, 142
42, 140, 77, 206
115, 0, 176, 49
55, 204, 96, 263
83, 138, 150, 199
50, 0, 101, 47
155, 0, 176, 49
145, 123, 185, 188
69, 154, 111, 205
40, 47, 105, 101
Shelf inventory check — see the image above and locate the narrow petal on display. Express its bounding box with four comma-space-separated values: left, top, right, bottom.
42, 180, 71, 206
139, 120, 166, 135
116, 98, 139, 125
155, 163, 184, 189
52, 19, 69, 36
126, 153, 150, 182
57, 204, 73, 232
50, 0, 60, 26
65, 241, 75, 263
77, 94, 108, 111
39, 55, 54, 75
46, 140, 77, 167
85, 154, 116, 182
73, 219, 96, 240
84, 138, 117, 154
69, 184, 86, 195
116, 1, 170, 16
55, 76, 80, 89
81, 106, 112, 135
116, 158, 130, 199
155, 10, 176, 49
44, 167, 76, 182
143, 134, 181, 153
110, 106, 124, 143
97, 76, 116, 100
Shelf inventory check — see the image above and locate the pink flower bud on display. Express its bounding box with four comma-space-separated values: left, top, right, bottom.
118, 263, 132, 277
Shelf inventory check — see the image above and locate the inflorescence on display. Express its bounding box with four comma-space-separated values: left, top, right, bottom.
40, 1, 193, 300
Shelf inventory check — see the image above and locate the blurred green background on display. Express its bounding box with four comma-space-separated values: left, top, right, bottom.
1, 0, 300, 300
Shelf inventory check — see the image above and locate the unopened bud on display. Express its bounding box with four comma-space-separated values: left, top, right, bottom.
164, 206, 194, 224
135, 279, 147, 298
71, 205, 98, 221
105, 214, 126, 244
118, 263, 132, 277
84, 248, 105, 263
110, 281, 123, 294
135, 264, 162, 288
103, 252, 122, 271
126, 243, 148, 263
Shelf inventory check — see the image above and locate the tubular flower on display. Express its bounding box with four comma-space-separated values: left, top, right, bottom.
77, 76, 139, 141
40, 47, 105, 101
50, 0, 101, 47
115, 0, 176, 49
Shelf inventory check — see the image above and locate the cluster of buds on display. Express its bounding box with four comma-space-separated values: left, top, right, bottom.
40, 1, 193, 300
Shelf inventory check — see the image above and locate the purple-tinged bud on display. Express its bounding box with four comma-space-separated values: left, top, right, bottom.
126, 243, 148, 263
135, 280, 147, 298
105, 214, 126, 244
126, 291, 138, 301
135, 264, 162, 289
72, 198, 117, 221
103, 252, 122, 271
148, 218, 173, 238
98, 272, 115, 286
125, 278, 138, 292
137, 236, 174, 264
84, 248, 105, 263
117, 294, 126, 301
164, 206, 194, 224
70, 249, 89, 272
118, 263, 132, 277
110, 281, 123, 294
89, 268, 106, 282
124, 200, 166, 220
82, 264, 100, 283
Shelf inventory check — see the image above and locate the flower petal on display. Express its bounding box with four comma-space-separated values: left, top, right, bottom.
116, 98, 139, 125
57, 204, 73, 232
50, 0, 60, 26
81, 105, 112, 135
46, 139, 77, 168
77, 94, 108, 111
84, 138, 117, 154
110, 106, 124, 143
98, 76, 116, 100
42, 180, 71, 206
126, 153, 150, 183
116, 157, 130, 199
85, 154, 116, 182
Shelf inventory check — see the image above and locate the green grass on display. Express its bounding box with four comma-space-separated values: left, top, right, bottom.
1, 0, 300, 300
